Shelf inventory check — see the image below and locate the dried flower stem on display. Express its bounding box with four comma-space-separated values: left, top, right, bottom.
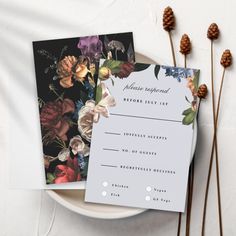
201, 41, 224, 236
177, 213, 182, 236
186, 159, 194, 236
214, 68, 226, 236
185, 99, 202, 236
176, 56, 187, 235
177, 51, 190, 236
168, 31, 177, 66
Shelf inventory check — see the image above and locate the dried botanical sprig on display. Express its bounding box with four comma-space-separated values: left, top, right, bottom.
207, 23, 220, 40
178, 33, 193, 236
202, 43, 232, 236
163, 6, 176, 66
180, 34, 191, 55
184, 84, 208, 236
211, 51, 233, 236
202, 25, 220, 231
178, 32, 192, 236
197, 84, 208, 99
163, 6, 175, 31
221, 49, 232, 68
180, 34, 191, 67
202, 22, 222, 236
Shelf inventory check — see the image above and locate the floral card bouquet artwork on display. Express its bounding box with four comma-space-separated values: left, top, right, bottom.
32, 33, 135, 184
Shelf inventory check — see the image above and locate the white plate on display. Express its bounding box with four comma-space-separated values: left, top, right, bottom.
47, 53, 198, 219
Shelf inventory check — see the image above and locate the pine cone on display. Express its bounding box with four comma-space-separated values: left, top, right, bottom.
207, 23, 219, 40
220, 49, 232, 68
180, 34, 191, 55
197, 84, 208, 99
163, 7, 175, 31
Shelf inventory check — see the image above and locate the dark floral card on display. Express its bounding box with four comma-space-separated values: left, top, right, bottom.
32, 32, 135, 185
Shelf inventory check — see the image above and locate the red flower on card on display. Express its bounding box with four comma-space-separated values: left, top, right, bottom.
40, 98, 75, 142
114, 62, 134, 79
54, 165, 75, 183
53, 156, 82, 183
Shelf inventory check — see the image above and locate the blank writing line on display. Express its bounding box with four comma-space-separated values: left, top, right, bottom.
103, 148, 119, 152
101, 164, 118, 168
104, 132, 121, 135
110, 113, 182, 123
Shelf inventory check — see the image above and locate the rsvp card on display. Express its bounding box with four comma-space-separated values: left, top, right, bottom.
85, 60, 199, 212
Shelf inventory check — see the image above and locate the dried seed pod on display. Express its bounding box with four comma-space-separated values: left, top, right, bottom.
180, 34, 191, 55
207, 23, 220, 40
220, 49, 232, 68
197, 84, 208, 99
163, 6, 175, 32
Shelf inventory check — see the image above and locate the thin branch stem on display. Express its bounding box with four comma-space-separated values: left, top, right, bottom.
202, 40, 216, 235
185, 99, 202, 236
184, 55, 187, 68
186, 167, 192, 236
177, 212, 182, 236
214, 68, 226, 235
186, 160, 194, 236
168, 31, 176, 67
176, 53, 188, 236
201, 42, 224, 236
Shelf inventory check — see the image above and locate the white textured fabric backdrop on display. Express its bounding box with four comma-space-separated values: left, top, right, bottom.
1, 0, 236, 235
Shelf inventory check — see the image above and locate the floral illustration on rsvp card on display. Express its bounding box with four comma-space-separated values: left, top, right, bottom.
85, 60, 199, 212
33, 33, 135, 185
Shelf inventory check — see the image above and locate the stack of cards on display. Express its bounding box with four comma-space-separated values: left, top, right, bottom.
33, 32, 199, 212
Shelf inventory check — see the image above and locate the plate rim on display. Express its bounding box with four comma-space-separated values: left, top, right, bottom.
46, 190, 147, 219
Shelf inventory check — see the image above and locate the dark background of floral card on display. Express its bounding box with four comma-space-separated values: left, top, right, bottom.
32, 32, 135, 184
33, 33, 134, 110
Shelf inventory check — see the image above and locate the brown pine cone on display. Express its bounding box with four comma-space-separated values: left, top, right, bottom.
197, 84, 208, 99
163, 6, 175, 31
220, 49, 232, 68
207, 23, 219, 40
180, 34, 191, 55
